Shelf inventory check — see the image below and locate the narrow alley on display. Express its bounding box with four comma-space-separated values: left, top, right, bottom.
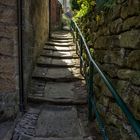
12, 31, 96, 140
0, 0, 140, 140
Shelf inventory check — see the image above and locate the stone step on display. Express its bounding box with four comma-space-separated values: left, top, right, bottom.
29, 80, 87, 104
13, 105, 84, 140
31, 137, 83, 140
41, 50, 77, 58
46, 41, 74, 47
32, 67, 84, 82
37, 63, 80, 68
40, 54, 78, 59
44, 45, 75, 51
50, 32, 73, 40
50, 39, 73, 43
35, 106, 81, 137
50, 36, 73, 40
37, 57, 80, 68
30, 79, 46, 96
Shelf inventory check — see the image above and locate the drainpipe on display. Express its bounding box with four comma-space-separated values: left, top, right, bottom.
49, 0, 51, 37
17, 0, 25, 113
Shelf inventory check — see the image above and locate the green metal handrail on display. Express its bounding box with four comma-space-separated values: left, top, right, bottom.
70, 20, 140, 139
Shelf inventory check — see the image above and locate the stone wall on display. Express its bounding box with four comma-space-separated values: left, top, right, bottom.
0, 0, 19, 122
23, 0, 50, 94
0, 0, 50, 122
78, 0, 140, 139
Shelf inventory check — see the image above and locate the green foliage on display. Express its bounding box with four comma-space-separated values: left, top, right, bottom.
73, 0, 96, 20
72, 0, 116, 21
70, 0, 80, 11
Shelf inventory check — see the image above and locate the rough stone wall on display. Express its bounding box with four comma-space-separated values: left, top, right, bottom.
78, 0, 140, 139
0, 0, 50, 122
23, 0, 50, 95
0, 0, 19, 121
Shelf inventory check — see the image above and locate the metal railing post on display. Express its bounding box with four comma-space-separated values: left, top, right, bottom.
76, 28, 78, 54
71, 19, 140, 139
88, 61, 94, 120
80, 37, 83, 74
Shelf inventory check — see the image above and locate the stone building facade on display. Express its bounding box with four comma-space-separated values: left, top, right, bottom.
0, 0, 19, 122
0, 0, 50, 122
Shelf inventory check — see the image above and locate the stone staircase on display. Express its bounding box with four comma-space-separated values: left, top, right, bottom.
29, 31, 86, 105
12, 31, 100, 140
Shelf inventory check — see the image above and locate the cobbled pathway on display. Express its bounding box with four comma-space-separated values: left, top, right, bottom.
12, 31, 100, 140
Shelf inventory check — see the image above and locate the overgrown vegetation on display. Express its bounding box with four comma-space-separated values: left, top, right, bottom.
70, 0, 116, 44
70, 0, 116, 21
70, 0, 96, 20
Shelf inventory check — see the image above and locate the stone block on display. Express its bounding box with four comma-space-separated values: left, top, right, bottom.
101, 64, 119, 78
121, 3, 140, 19
127, 50, 140, 70
116, 0, 127, 4
0, 92, 18, 122
103, 50, 125, 66
0, 73, 16, 93
130, 94, 140, 120
112, 4, 121, 20
119, 30, 140, 49
127, 85, 140, 96
94, 36, 120, 49
0, 56, 16, 74
98, 96, 110, 107
110, 103, 124, 118
109, 18, 123, 34
0, 38, 14, 56
117, 69, 140, 86
94, 74, 112, 98
105, 112, 123, 127
96, 26, 110, 36
122, 16, 140, 31
0, 7, 17, 24
115, 80, 130, 98
0, 0, 17, 6
35, 106, 81, 137
0, 25, 17, 38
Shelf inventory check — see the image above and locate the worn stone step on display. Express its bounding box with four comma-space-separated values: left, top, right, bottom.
30, 79, 46, 96
50, 36, 73, 40
29, 80, 87, 105
46, 41, 74, 47
40, 54, 78, 59
37, 57, 80, 68
44, 45, 75, 51
36, 106, 82, 137
28, 97, 87, 105
50, 32, 73, 40
31, 137, 83, 140
32, 67, 84, 82
41, 50, 77, 57
37, 63, 80, 68
50, 39, 73, 43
